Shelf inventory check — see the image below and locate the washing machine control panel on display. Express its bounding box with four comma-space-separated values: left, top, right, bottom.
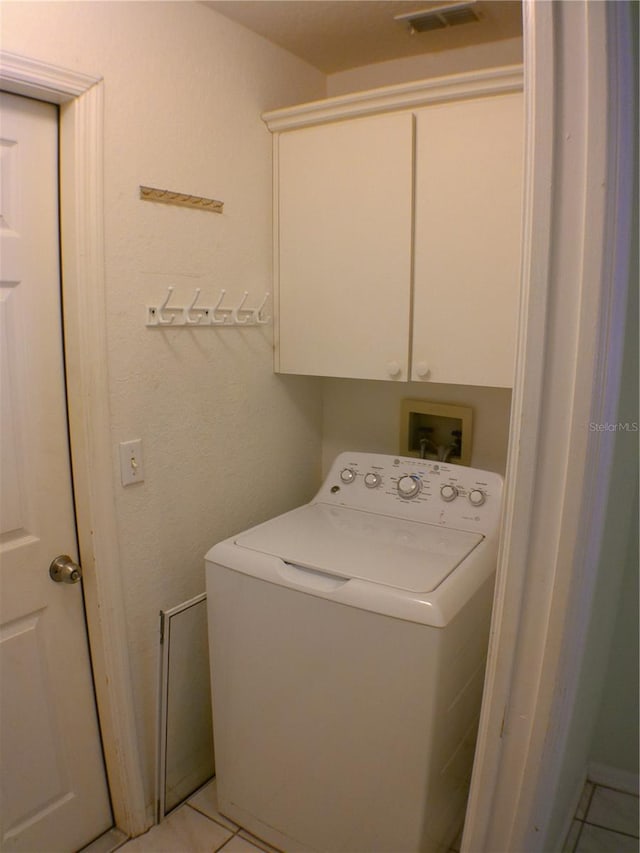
397, 474, 421, 499
364, 472, 382, 489
318, 452, 503, 535
340, 467, 356, 484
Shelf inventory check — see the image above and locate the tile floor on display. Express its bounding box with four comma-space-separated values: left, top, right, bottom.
113, 777, 463, 853
563, 781, 639, 853
113, 776, 638, 853
115, 780, 280, 853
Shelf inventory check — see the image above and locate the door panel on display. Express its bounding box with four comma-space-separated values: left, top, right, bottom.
0, 92, 113, 853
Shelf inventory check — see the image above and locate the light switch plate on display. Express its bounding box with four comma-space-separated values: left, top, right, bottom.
119, 439, 144, 486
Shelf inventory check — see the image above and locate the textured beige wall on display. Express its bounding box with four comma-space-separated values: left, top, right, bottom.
327, 36, 523, 96
321, 378, 512, 477
2, 0, 326, 816
590, 504, 639, 775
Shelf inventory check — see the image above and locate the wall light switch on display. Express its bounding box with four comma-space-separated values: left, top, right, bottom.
119, 439, 145, 486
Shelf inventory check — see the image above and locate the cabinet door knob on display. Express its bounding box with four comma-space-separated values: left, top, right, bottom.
387, 361, 402, 378
415, 362, 431, 379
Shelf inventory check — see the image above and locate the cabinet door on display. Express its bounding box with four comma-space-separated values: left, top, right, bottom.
412, 93, 524, 387
277, 112, 414, 380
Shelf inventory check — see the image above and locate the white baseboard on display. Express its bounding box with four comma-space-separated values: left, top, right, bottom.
78, 827, 128, 853
588, 761, 640, 795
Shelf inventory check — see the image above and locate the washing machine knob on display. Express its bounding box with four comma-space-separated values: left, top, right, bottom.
340, 468, 356, 484
440, 484, 458, 502
397, 474, 421, 499
468, 488, 486, 506
364, 472, 382, 489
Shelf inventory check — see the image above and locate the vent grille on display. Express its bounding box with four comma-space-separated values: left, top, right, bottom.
410, 14, 448, 32
442, 6, 479, 26
395, 3, 481, 33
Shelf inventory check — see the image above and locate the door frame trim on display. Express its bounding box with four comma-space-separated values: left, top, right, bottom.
463, 2, 635, 851
0, 50, 147, 838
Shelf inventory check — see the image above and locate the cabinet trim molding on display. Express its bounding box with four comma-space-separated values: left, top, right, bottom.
262, 64, 523, 132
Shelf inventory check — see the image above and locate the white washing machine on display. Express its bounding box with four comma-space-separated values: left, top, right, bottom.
205, 452, 503, 853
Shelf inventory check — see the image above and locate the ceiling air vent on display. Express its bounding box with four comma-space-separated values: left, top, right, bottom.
394, 2, 481, 34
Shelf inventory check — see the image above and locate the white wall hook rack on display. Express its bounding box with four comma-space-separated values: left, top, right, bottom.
146, 288, 271, 327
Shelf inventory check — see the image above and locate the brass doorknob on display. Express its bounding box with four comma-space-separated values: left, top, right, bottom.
49, 555, 82, 584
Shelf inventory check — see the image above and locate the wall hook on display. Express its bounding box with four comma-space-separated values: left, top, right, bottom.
184, 288, 208, 324
146, 287, 272, 327
210, 289, 233, 325
233, 291, 252, 325
156, 286, 181, 325
254, 292, 271, 325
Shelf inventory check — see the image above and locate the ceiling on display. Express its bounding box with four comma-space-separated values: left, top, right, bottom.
203, 0, 522, 74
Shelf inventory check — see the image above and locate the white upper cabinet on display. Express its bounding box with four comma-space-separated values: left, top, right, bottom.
412, 93, 524, 386
277, 112, 414, 381
264, 67, 524, 387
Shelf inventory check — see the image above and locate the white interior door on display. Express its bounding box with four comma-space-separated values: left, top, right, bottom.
0, 92, 113, 852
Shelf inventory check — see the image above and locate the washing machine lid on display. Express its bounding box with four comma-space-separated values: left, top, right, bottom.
234, 503, 483, 594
